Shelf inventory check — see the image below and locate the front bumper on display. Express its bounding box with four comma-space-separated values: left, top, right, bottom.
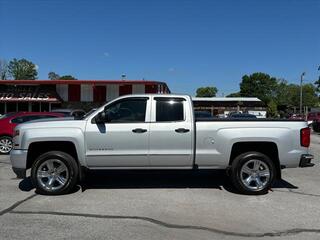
10, 149, 28, 179
299, 154, 314, 168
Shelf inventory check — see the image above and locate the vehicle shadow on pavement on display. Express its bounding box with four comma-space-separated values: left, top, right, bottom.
19, 177, 34, 192
80, 170, 299, 194
18, 170, 298, 195
18, 177, 80, 194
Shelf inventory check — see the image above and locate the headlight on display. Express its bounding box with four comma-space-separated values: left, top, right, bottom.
13, 130, 20, 137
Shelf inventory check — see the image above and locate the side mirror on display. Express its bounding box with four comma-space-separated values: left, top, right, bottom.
94, 112, 106, 124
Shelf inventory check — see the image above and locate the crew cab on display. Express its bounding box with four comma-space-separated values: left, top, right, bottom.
10, 94, 314, 195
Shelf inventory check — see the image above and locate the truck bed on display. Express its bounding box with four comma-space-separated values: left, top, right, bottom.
195, 118, 305, 122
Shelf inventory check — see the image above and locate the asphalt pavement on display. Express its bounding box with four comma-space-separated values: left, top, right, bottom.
0, 134, 320, 240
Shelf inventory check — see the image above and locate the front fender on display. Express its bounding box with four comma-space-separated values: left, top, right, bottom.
21, 127, 86, 167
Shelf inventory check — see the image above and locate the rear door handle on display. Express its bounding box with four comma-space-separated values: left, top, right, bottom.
132, 128, 148, 133
175, 128, 190, 133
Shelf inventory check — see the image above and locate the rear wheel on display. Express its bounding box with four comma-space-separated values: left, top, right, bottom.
230, 151, 276, 195
31, 151, 79, 195
0, 136, 13, 154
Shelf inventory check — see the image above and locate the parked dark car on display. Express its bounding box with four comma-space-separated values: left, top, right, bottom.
228, 113, 257, 119
51, 109, 86, 119
307, 112, 320, 122
0, 112, 64, 154
194, 111, 214, 119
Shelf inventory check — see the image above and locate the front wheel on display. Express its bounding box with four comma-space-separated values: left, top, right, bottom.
230, 152, 276, 195
31, 151, 79, 195
0, 136, 13, 154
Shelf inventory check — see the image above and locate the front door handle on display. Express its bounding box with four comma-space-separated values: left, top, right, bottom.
175, 128, 190, 133
132, 128, 147, 133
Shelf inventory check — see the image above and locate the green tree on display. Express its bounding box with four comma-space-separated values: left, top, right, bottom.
314, 66, 320, 94
226, 92, 241, 97
58, 75, 77, 80
289, 83, 318, 108
48, 72, 77, 80
267, 100, 278, 118
239, 72, 277, 103
196, 86, 218, 97
274, 79, 291, 106
0, 59, 9, 80
275, 82, 318, 108
8, 58, 38, 80
48, 72, 60, 80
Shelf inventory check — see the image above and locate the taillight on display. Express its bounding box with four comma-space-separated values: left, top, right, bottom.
300, 127, 310, 147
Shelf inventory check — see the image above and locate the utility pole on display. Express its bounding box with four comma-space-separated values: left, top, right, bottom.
300, 72, 306, 114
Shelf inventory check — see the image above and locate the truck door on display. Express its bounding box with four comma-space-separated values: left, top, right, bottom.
149, 97, 193, 167
85, 97, 150, 167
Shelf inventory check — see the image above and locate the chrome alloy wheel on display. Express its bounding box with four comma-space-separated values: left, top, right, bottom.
0, 138, 13, 154
240, 159, 271, 191
37, 159, 69, 192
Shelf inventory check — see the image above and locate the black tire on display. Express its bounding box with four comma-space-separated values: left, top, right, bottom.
31, 151, 79, 195
0, 136, 13, 155
230, 151, 276, 195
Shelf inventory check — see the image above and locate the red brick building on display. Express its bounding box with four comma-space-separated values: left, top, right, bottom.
0, 80, 170, 113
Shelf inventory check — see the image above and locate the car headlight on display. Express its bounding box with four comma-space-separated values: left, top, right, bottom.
13, 130, 20, 137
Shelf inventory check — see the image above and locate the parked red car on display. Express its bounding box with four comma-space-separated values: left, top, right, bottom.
0, 112, 64, 154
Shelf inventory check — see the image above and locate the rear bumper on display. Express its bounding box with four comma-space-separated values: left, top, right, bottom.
299, 154, 314, 168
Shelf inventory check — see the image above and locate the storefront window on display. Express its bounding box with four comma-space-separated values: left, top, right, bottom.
6, 103, 17, 113
18, 102, 29, 112
0, 103, 4, 114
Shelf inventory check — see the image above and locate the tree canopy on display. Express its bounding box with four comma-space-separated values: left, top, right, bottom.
59, 75, 77, 80
239, 72, 277, 103
267, 100, 278, 118
0, 59, 9, 80
48, 72, 60, 80
314, 66, 320, 94
8, 58, 38, 80
230, 72, 319, 116
196, 86, 218, 97
48, 72, 77, 80
226, 92, 241, 97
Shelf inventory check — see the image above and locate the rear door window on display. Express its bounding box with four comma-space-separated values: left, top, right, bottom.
155, 98, 184, 122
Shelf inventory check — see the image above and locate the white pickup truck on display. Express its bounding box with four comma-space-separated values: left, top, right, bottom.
10, 94, 314, 195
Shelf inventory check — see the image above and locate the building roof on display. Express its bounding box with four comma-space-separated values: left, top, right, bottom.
192, 97, 262, 102
0, 79, 167, 85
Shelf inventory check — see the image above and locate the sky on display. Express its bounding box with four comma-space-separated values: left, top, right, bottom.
0, 0, 319, 96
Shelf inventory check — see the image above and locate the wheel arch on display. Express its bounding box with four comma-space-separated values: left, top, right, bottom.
229, 141, 281, 179
26, 141, 83, 180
